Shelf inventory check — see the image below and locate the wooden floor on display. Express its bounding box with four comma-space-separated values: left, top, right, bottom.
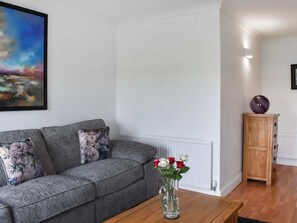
227, 165, 297, 223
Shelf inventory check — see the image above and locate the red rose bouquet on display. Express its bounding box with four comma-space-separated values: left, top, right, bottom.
153, 154, 189, 182
153, 154, 190, 219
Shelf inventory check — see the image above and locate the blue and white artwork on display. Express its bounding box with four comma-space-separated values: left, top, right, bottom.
0, 2, 47, 110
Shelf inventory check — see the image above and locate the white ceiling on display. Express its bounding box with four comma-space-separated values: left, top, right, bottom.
225, 0, 297, 38
85, 0, 203, 20
79, 0, 297, 39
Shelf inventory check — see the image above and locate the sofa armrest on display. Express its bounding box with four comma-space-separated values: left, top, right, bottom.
110, 140, 157, 164
0, 204, 12, 223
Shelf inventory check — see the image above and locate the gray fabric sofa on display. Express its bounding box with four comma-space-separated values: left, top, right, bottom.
0, 119, 158, 223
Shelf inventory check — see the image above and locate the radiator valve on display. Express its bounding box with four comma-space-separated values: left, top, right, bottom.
211, 180, 217, 191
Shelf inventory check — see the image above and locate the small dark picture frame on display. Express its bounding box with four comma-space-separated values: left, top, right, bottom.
291, 64, 297, 89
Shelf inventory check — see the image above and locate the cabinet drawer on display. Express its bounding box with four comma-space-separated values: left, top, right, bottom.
272, 163, 277, 181
273, 119, 278, 128
272, 152, 277, 164
273, 119, 278, 139
272, 143, 278, 152
271, 144, 278, 154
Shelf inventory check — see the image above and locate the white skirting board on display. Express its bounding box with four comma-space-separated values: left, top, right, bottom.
119, 134, 213, 192
278, 133, 297, 166
220, 172, 242, 197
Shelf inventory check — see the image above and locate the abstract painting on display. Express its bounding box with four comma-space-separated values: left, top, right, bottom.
0, 1, 47, 111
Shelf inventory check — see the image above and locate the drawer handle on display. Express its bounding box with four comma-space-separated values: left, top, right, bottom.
273, 168, 276, 172
274, 134, 277, 138
274, 157, 276, 161
274, 145, 276, 150
274, 123, 277, 127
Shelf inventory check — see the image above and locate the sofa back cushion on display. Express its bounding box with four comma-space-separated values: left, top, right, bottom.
40, 119, 106, 173
0, 129, 56, 187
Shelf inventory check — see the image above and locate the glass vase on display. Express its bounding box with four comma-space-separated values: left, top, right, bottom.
159, 179, 179, 219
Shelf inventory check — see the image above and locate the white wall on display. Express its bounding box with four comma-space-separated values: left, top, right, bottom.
262, 37, 297, 133
117, 8, 222, 191
219, 10, 262, 195
0, 0, 118, 138
262, 36, 297, 166
0, 0, 271, 195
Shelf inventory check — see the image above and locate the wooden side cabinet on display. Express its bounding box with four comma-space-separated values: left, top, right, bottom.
243, 113, 280, 185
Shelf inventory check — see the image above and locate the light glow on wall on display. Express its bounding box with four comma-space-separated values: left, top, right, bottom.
243, 48, 253, 59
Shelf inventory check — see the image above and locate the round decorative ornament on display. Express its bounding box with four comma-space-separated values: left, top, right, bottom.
250, 95, 270, 114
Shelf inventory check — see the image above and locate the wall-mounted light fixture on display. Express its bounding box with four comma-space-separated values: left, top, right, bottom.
243, 48, 253, 59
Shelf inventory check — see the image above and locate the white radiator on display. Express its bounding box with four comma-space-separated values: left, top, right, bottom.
278, 133, 297, 166
119, 134, 213, 192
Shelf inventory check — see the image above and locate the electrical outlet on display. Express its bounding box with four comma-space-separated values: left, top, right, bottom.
211, 180, 217, 191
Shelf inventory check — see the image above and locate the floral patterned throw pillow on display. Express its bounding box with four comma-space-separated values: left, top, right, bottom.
78, 127, 110, 164
0, 138, 45, 186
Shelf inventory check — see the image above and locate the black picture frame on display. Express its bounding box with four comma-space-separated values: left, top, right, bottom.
0, 1, 47, 111
291, 64, 297, 90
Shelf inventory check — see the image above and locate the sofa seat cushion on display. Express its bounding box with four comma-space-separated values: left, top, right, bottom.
0, 175, 95, 223
61, 158, 143, 198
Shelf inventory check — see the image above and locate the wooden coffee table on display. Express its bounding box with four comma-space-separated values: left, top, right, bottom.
104, 189, 243, 223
